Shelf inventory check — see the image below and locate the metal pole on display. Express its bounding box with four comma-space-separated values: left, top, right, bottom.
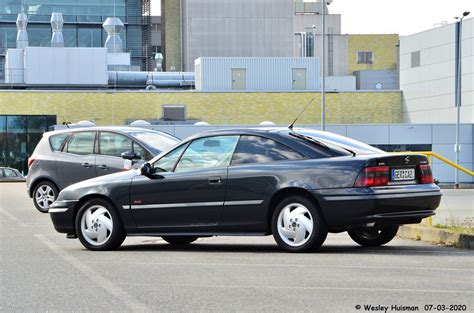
321, 3, 326, 131
454, 19, 463, 188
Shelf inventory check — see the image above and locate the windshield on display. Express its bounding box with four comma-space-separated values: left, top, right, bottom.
127, 131, 180, 153
293, 128, 384, 155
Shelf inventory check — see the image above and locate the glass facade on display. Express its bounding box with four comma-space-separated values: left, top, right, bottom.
0, 115, 56, 174
0, 0, 149, 80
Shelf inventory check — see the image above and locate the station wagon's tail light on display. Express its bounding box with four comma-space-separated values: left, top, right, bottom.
28, 157, 36, 168
418, 164, 433, 184
354, 166, 389, 187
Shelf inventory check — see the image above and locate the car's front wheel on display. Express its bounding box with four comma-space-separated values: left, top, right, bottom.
33, 181, 58, 213
75, 198, 126, 251
271, 195, 328, 253
348, 225, 399, 247
162, 236, 198, 245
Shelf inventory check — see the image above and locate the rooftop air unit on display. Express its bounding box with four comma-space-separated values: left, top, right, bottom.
162, 105, 186, 121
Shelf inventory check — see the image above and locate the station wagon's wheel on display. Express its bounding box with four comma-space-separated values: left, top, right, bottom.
33, 181, 58, 213
75, 198, 126, 251
162, 236, 198, 245
348, 225, 399, 247
271, 195, 327, 253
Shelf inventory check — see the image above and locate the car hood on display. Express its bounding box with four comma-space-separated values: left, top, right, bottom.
56, 169, 140, 201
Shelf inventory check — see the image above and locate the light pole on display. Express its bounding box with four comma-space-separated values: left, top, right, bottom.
319, 0, 332, 131
454, 11, 470, 188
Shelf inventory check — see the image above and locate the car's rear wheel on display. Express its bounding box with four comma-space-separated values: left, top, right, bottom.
162, 236, 198, 245
348, 225, 399, 247
75, 198, 126, 251
271, 195, 327, 253
33, 181, 58, 213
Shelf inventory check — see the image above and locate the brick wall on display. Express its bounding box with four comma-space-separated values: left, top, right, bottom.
348, 34, 399, 74
0, 91, 402, 125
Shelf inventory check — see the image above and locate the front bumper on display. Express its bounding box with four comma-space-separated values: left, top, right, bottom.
315, 184, 442, 228
49, 200, 79, 233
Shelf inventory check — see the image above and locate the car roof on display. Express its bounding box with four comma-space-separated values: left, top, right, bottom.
43, 126, 169, 137
184, 127, 307, 141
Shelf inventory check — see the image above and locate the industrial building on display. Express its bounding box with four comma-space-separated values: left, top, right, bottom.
400, 18, 473, 123
0, 0, 154, 77
161, 0, 399, 91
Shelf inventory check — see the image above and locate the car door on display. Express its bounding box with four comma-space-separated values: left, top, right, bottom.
223, 135, 306, 231
56, 131, 97, 188
129, 135, 240, 232
95, 131, 144, 176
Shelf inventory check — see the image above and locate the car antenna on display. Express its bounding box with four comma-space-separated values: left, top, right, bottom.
288, 97, 315, 130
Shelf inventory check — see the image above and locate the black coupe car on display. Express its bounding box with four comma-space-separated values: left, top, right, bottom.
49, 128, 441, 252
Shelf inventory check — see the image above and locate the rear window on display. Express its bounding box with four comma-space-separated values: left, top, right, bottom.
231, 136, 305, 165
49, 133, 68, 151
295, 129, 384, 155
127, 131, 179, 153
66, 132, 95, 155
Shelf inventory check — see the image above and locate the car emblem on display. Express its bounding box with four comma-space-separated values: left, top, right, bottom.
404, 156, 410, 164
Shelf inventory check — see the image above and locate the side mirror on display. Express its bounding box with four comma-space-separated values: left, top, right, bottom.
140, 163, 153, 177
121, 151, 136, 160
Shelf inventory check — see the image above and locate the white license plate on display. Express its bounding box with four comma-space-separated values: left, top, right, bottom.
391, 168, 415, 181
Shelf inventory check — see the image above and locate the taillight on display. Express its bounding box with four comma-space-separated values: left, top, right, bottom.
354, 166, 389, 187
418, 164, 433, 184
28, 157, 36, 168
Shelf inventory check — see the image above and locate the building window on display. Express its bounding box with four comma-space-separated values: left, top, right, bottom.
0, 115, 56, 174
411, 51, 421, 68
357, 51, 373, 64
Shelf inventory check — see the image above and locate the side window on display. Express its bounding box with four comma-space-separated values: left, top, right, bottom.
49, 133, 68, 151
133, 142, 147, 160
231, 136, 304, 165
175, 136, 239, 172
4, 168, 18, 177
152, 144, 187, 172
66, 132, 95, 155
0, 170, 4, 178
99, 132, 133, 157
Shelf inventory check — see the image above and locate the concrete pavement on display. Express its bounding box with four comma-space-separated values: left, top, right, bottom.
1, 183, 473, 312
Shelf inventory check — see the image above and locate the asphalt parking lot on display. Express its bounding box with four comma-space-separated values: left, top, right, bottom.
1, 182, 473, 313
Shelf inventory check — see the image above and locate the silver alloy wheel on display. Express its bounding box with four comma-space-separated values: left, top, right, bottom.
277, 203, 314, 247
35, 185, 55, 210
80, 205, 114, 246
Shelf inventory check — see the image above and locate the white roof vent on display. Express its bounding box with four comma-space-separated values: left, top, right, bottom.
103, 17, 124, 53
76, 120, 95, 126
194, 122, 210, 126
259, 121, 275, 126
130, 120, 151, 126
16, 13, 28, 49
50, 13, 64, 48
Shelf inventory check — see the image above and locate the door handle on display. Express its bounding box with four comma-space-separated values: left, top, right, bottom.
98, 164, 108, 170
81, 162, 92, 168
208, 176, 222, 184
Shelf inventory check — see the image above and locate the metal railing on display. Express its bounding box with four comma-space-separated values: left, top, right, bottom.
391, 151, 474, 177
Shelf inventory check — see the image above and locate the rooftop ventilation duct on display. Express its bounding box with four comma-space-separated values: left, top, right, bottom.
50, 13, 64, 47
103, 17, 124, 53
16, 13, 28, 49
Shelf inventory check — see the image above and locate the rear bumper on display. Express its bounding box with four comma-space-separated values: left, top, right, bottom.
314, 184, 441, 228
49, 200, 78, 233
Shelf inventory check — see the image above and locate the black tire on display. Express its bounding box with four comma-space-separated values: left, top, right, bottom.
162, 236, 198, 245
33, 181, 59, 213
271, 195, 328, 253
348, 225, 399, 247
75, 198, 126, 251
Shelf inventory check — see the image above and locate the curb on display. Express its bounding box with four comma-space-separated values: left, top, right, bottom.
398, 225, 474, 250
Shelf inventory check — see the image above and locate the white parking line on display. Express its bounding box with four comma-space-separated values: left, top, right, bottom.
0, 208, 27, 227
84, 261, 474, 272
34, 234, 148, 313
118, 282, 474, 295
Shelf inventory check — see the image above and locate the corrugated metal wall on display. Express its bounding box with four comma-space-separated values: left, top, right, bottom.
196, 57, 320, 91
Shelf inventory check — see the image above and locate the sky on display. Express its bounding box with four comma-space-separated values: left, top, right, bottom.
150, 0, 472, 36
